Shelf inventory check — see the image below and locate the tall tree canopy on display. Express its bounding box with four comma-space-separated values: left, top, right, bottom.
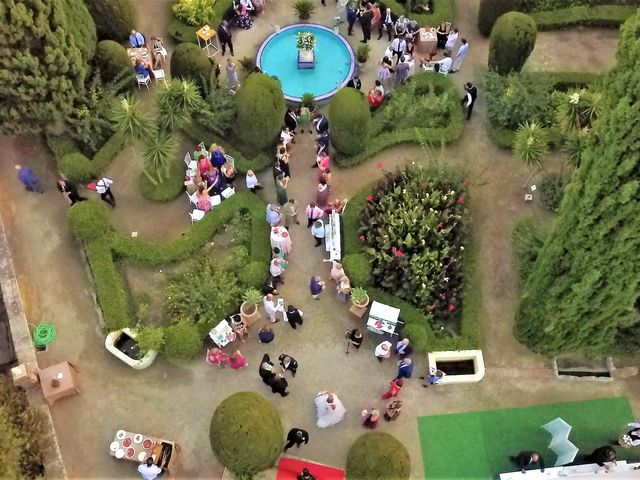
515, 11, 640, 354
0, 0, 95, 134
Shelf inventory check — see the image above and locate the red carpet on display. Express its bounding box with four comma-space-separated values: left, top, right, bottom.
276, 457, 345, 480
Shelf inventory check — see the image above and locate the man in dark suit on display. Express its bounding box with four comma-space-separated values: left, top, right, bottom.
279, 354, 298, 376
217, 20, 234, 56
284, 428, 309, 452
359, 3, 373, 43
268, 373, 289, 397
346, 75, 362, 90
510, 451, 545, 474
461, 82, 478, 120
285, 305, 304, 329
379, 7, 398, 41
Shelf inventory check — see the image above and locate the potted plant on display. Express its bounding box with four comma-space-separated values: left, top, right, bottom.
301, 92, 317, 112
240, 288, 263, 325
294, 0, 315, 20
350, 286, 370, 308
356, 43, 372, 65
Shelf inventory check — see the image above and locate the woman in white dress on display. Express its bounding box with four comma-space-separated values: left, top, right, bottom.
315, 391, 347, 428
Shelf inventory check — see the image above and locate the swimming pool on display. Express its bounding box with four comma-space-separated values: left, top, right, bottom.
256, 24, 355, 103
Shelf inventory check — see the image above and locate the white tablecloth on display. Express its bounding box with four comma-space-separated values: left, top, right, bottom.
270, 227, 292, 255
367, 301, 401, 335
208, 320, 236, 347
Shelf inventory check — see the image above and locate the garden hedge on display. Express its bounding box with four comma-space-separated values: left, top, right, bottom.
58, 0, 97, 63
139, 159, 185, 202
341, 185, 479, 353
210, 392, 283, 477
334, 72, 464, 168
69, 191, 271, 332
328, 88, 371, 156
488, 12, 537, 75
531, 5, 637, 30
346, 433, 410, 480
235, 74, 287, 151
94, 40, 132, 82
171, 42, 218, 93
85, 0, 136, 41
478, 0, 523, 36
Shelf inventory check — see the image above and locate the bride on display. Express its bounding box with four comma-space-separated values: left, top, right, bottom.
314, 391, 347, 428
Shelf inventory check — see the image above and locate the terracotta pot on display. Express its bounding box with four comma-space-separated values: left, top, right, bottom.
240, 302, 261, 326
352, 294, 370, 309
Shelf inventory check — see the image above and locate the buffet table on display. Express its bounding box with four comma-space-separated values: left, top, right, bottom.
109, 429, 178, 471
270, 227, 292, 255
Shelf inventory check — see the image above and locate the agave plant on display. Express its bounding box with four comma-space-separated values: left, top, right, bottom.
293, 0, 315, 20
143, 130, 179, 185
556, 89, 603, 135
109, 95, 154, 142
513, 121, 549, 187
562, 127, 591, 169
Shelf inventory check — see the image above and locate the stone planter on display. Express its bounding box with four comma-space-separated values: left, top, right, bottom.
351, 294, 370, 309
240, 301, 261, 326
427, 349, 485, 384
297, 49, 315, 69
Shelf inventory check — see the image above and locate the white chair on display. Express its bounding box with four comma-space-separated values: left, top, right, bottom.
223, 154, 235, 165
221, 187, 235, 199
189, 209, 206, 224
184, 152, 197, 171
152, 68, 167, 84
136, 74, 151, 90
210, 195, 222, 207
186, 191, 198, 206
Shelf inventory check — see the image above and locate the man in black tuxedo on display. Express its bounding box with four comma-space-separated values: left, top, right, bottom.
509, 451, 544, 474
359, 3, 373, 43
379, 7, 398, 41
217, 20, 234, 56
284, 428, 309, 451
461, 82, 478, 120
346, 75, 362, 90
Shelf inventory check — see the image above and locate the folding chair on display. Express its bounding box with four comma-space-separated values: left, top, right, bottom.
184, 152, 197, 170
136, 74, 151, 90
189, 209, 206, 224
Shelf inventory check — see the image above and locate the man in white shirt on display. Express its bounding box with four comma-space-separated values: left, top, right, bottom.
263, 293, 279, 322
451, 38, 468, 73
390, 35, 406, 65
436, 51, 453, 75
137, 458, 162, 480
310, 220, 325, 247
269, 257, 286, 286
96, 177, 116, 207
374, 341, 392, 362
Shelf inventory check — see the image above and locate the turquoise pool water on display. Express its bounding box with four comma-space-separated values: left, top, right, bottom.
256, 24, 355, 102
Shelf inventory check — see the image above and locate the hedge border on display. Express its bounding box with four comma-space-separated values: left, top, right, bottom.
334, 72, 464, 168
341, 182, 479, 353
486, 71, 603, 150
73, 191, 270, 332
531, 5, 636, 30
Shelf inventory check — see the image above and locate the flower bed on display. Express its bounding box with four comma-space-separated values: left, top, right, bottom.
359, 166, 469, 332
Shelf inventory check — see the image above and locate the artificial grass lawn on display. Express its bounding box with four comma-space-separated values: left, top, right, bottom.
418, 397, 640, 479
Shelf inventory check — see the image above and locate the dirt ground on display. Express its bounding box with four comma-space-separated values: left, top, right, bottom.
1, 1, 637, 479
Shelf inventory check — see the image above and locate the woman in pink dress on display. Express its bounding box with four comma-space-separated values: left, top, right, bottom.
228, 351, 248, 369
197, 155, 212, 178
316, 152, 330, 179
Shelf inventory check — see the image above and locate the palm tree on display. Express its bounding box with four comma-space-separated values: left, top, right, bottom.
513, 121, 549, 187
143, 130, 179, 184
158, 79, 203, 132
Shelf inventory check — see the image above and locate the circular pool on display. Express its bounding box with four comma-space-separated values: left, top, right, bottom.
256, 24, 355, 103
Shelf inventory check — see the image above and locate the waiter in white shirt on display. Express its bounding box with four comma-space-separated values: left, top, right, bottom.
95, 177, 116, 207
137, 458, 162, 480
390, 35, 407, 65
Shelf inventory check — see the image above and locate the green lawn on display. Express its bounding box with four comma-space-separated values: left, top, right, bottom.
418, 397, 640, 479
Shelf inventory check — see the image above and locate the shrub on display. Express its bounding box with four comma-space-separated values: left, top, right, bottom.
488, 12, 537, 75
329, 88, 371, 155
531, 5, 636, 30
342, 254, 373, 287
162, 321, 202, 360
195, 83, 237, 137
135, 327, 165, 353
238, 261, 266, 289
512, 219, 546, 282
483, 71, 555, 130
171, 42, 218, 93
58, 0, 97, 63
346, 433, 410, 480
478, 0, 523, 36
94, 40, 132, 81
84, 0, 136, 41
210, 392, 283, 477
68, 201, 112, 242
168, 14, 198, 44
294, 0, 316, 19
173, 0, 215, 26
235, 74, 287, 151
59, 152, 95, 182
513, 121, 549, 168
539, 172, 566, 212
139, 159, 185, 202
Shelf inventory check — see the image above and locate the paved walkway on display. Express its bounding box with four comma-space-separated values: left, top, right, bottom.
1, 2, 637, 480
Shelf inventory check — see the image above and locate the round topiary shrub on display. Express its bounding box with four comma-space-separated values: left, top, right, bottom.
209, 392, 283, 477
488, 12, 537, 75
68, 201, 112, 242
161, 321, 202, 360
235, 74, 287, 151
59, 152, 95, 182
342, 253, 372, 287
346, 432, 410, 480
84, 0, 136, 41
238, 261, 266, 289
170, 42, 218, 93
477, 0, 523, 37
94, 40, 132, 82
328, 88, 371, 155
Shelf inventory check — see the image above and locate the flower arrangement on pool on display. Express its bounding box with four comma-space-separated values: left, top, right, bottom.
295, 31, 316, 51
359, 166, 469, 331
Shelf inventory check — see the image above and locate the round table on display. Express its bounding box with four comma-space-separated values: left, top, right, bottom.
270, 227, 293, 255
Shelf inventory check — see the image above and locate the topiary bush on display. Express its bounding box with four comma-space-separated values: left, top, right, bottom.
210, 392, 283, 477
162, 321, 202, 360
342, 253, 373, 287
512, 219, 546, 281
58, 0, 97, 63
84, 0, 136, 41
68, 201, 112, 242
329, 88, 371, 156
238, 261, 266, 289
235, 74, 287, 151
94, 40, 132, 82
539, 172, 566, 212
170, 42, 218, 93
346, 433, 410, 480
478, 0, 523, 36
488, 12, 537, 75
59, 152, 95, 182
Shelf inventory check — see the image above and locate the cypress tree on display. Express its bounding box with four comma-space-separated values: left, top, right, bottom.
0, 0, 92, 134
84, 0, 137, 42
514, 11, 640, 354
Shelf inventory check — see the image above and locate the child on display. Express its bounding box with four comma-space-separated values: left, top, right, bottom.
420, 367, 446, 388
228, 350, 247, 369
384, 399, 403, 421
